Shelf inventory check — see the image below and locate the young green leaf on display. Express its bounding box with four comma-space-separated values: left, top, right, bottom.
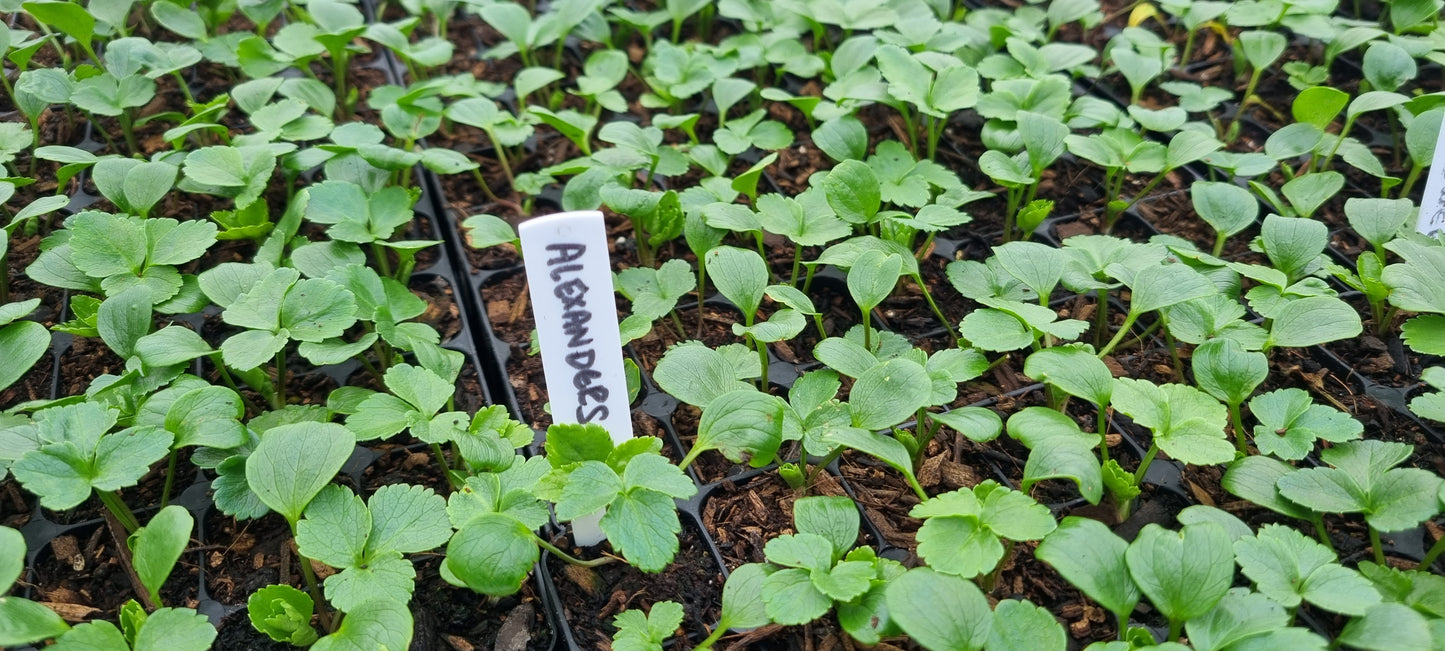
911, 481, 1055, 578
1234, 523, 1381, 615
247, 584, 318, 646
1111, 378, 1233, 466
1276, 440, 1443, 533
847, 249, 903, 314
885, 567, 991, 651
849, 358, 931, 430
612, 600, 684, 651
244, 422, 355, 523
706, 246, 768, 321
128, 505, 194, 607
1337, 603, 1434, 651
10, 403, 174, 511
1124, 522, 1234, 629
310, 598, 413, 651
1184, 590, 1327, 651
1249, 388, 1363, 460
1036, 517, 1140, 623
652, 341, 755, 408
683, 389, 785, 469
0, 525, 70, 647
1023, 344, 1112, 408
987, 599, 1066, 651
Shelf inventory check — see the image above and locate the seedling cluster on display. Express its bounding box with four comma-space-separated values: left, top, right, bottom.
1, 0, 1445, 649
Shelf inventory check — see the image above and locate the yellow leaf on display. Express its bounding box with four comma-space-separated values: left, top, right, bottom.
1128, 2, 1161, 27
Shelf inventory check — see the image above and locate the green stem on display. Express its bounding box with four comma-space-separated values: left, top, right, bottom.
807, 447, 846, 491
118, 110, 140, 156
754, 335, 769, 391
862, 309, 872, 352
293, 542, 334, 632
160, 450, 178, 508
98, 490, 141, 533
1312, 514, 1332, 550
1401, 162, 1423, 199
915, 274, 960, 343
1420, 532, 1445, 570
1133, 444, 1159, 485
1097, 405, 1110, 465
694, 621, 728, 651
1096, 311, 1141, 358
371, 242, 393, 278
1168, 618, 1183, 643
1212, 230, 1227, 257
1229, 401, 1248, 455
1094, 288, 1109, 349
790, 245, 803, 287
431, 443, 459, 490
534, 535, 618, 567
275, 346, 287, 408
1370, 527, 1386, 565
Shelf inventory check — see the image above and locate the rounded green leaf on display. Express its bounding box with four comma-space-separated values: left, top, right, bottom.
1124, 522, 1234, 624
1036, 517, 1140, 620
128, 506, 194, 606
245, 422, 356, 523
849, 358, 931, 430
445, 513, 539, 597
886, 567, 991, 651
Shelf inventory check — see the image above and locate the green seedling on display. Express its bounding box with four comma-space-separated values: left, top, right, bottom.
980, 111, 1067, 241
1191, 338, 1267, 455
180, 144, 279, 211
1109, 377, 1233, 519
847, 249, 903, 353
639, 40, 735, 110
1190, 181, 1259, 257
611, 600, 683, 651
571, 49, 628, 114
1235, 523, 1381, 616
886, 567, 1066, 651
874, 44, 980, 159
460, 214, 520, 255
707, 245, 781, 384
1383, 238, 1445, 359
913, 481, 1055, 591
616, 258, 696, 342
347, 363, 467, 480
679, 389, 786, 470
652, 340, 760, 410
819, 358, 933, 500
127, 505, 194, 609
295, 484, 451, 610
248, 585, 318, 646
1036, 517, 1139, 636
754, 191, 850, 285
534, 423, 696, 572
692, 563, 772, 649
1126, 522, 1234, 641
200, 265, 358, 406
1276, 440, 1443, 564
1402, 107, 1443, 198
49, 600, 216, 651
10, 402, 173, 533
1247, 388, 1363, 460
1007, 408, 1102, 501
27, 211, 218, 307
714, 108, 793, 155
245, 421, 355, 629
0, 525, 71, 646
1097, 259, 1216, 357
602, 187, 682, 267
1222, 455, 1331, 546
0, 299, 50, 394
1227, 30, 1287, 141
476, 0, 594, 67
736, 496, 904, 642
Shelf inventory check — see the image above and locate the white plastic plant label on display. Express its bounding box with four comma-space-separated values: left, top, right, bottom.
1417, 112, 1445, 236
518, 210, 631, 546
